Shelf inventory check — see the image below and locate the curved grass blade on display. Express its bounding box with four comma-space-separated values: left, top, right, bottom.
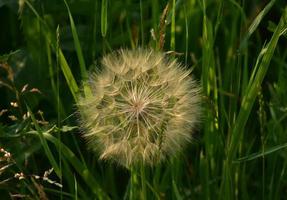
234, 142, 287, 163
63, 0, 92, 98
239, 0, 276, 50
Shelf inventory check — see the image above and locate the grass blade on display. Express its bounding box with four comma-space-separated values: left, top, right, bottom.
228, 7, 287, 160
58, 50, 79, 102
170, 0, 175, 51
101, 0, 108, 37
239, 0, 276, 50
172, 180, 183, 200
235, 142, 287, 162
45, 133, 109, 199
24, 0, 80, 102
220, 6, 287, 197
63, 0, 92, 98
26, 105, 61, 178
26, 129, 110, 200
74, 174, 78, 200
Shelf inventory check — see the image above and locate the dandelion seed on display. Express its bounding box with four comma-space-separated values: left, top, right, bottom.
78, 49, 201, 167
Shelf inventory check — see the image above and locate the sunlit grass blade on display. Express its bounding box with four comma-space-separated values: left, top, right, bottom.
63, 0, 92, 98
58, 50, 79, 102
239, 0, 276, 50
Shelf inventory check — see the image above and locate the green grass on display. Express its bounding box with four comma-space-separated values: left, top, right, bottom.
1, 0, 287, 199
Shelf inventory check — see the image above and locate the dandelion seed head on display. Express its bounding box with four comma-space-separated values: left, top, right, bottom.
78, 49, 201, 167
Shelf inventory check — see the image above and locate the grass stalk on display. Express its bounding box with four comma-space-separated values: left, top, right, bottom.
140, 162, 147, 200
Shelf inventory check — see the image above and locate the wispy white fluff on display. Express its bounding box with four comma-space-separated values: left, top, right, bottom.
78, 48, 201, 167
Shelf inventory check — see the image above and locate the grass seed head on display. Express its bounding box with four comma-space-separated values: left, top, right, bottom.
78, 49, 201, 167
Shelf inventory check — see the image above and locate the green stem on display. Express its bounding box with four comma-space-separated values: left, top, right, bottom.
140, 162, 146, 200
129, 163, 147, 200
129, 166, 139, 200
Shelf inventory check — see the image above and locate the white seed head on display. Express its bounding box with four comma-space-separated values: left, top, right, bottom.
78, 49, 201, 167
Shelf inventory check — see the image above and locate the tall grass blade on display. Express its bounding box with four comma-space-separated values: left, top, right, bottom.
101, 0, 108, 37
58, 50, 79, 102
170, 0, 175, 51
24, 0, 80, 102
222, 7, 287, 197
228, 7, 287, 161
63, 0, 92, 98
172, 180, 183, 200
74, 175, 78, 200
140, 0, 144, 45
239, 0, 276, 50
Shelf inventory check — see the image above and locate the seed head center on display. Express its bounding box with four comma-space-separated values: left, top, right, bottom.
132, 100, 146, 116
